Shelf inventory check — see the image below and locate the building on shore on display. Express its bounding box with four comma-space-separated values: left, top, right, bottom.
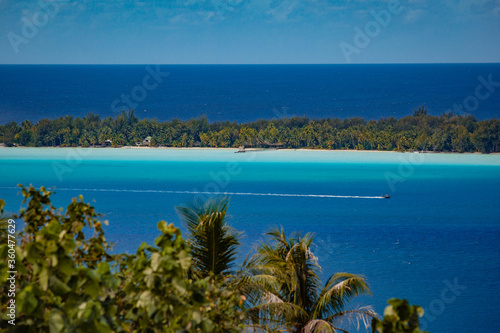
136, 136, 152, 147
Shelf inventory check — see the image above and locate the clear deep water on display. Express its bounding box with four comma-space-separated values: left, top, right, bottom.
1, 148, 499, 332
1, 63, 500, 124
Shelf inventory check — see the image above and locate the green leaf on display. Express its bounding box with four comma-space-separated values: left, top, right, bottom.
178, 251, 191, 270
95, 319, 113, 333
158, 221, 168, 234
49, 312, 65, 333
25, 242, 41, 263
414, 305, 424, 317
150, 253, 161, 271
192, 310, 202, 324
40, 266, 49, 291
77, 302, 94, 320
172, 277, 187, 295
201, 318, 215, 332
58, 257, 77, 276
49, 276, 71, 295
18, 287, 39, 314
137, 291, 153, 308
97, 261, 110, 275
86, 269, 100, 282
82, 280, 100, 298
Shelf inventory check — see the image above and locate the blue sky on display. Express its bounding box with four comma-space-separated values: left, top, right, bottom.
1, 0, 499, 64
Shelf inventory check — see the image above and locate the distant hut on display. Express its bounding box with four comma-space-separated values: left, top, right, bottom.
136, 136, 152, 147
104, 139, 112, 147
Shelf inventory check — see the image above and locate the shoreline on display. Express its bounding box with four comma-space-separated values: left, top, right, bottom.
0, 146, 497, 155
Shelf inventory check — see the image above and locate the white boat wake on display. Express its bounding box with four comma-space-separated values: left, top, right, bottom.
0, 186, 384, 199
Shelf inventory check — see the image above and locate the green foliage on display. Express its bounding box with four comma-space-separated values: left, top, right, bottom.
176, 197, 241, 278
0, 186, 120, 332
0, 199, 13, 242
0, 186, 245, 332
243, 227, 376, 332
118, 221, 245, 332
1, 108, 499, 152
372, 299, 429, 333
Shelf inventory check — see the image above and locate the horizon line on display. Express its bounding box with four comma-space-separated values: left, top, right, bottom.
1, 62, 500, 66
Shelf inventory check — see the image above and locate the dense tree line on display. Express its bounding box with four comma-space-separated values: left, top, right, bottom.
1, 107, 498, 153
0, 187, 428, 332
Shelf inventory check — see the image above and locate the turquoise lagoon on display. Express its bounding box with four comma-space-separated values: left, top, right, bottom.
1, 148, 499, 332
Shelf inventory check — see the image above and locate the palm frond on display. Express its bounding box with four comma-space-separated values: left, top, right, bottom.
0, 212, 11, 227
243, 324, 287, 333
304, 319, 337, 333
266, 226, 290, 250
248, 299, 309, 325
175, 196, 241, 277
243, 274, 280, 291
313, 273, 372, 318
326, 307, 378, 332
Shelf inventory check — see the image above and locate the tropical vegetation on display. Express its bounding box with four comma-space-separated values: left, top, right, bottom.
0, 186, 245, 333
1, 107, 499, 153
243, 228, 376, 332
371, 299, 428, 333
175, 196, 241, 278
0, 186, 430, 332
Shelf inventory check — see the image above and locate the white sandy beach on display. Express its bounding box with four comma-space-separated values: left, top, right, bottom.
1, 147, 499, 166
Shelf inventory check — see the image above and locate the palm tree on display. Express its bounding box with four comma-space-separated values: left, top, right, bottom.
62, 127, 71, 146
244, 227, 376, 332
98, 127, 112, 145
175, 197, 241, 278
46, 133, 57, 146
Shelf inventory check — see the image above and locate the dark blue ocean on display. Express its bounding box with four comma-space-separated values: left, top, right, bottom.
1, 63, 500, 124
1, 149, 499, 333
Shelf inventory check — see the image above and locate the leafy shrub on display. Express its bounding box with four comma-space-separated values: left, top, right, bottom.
0, 186, 245, 332
372, 299, 429, 333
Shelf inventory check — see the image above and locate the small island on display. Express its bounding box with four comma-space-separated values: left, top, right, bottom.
1, 107, 499, 153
